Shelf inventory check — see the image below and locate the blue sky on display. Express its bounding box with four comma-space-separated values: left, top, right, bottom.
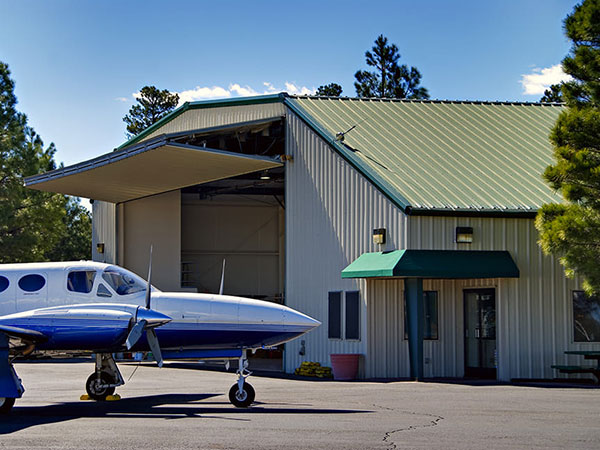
0, 0, 576, 168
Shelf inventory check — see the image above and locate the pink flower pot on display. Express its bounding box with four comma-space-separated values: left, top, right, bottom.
330, 354, 359, 380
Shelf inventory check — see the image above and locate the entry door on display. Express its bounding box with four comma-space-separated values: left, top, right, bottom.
464, 289, 496, 379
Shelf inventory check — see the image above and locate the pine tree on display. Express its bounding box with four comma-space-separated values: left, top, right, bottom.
354, 35, 428, 99
0, 61, 91, 262
123, 86, 179, 138
316, 83, 343, 97
536, 0, 600, 293
540, 84, 564, 103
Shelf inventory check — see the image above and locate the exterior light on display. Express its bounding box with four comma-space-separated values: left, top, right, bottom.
455, 227, 473, 244
372, 228, 386, 246
260, 171, 271, 180
96, 243, 105, 254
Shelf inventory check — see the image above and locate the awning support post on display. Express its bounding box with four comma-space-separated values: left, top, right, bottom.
405, 277, 424, 381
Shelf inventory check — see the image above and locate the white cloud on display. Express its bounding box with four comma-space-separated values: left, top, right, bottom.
520, 64, 573, 95
115, 97, 129, 102
284, 82, 314, 96
128, 82, 315, 106
174, 82, 315, 105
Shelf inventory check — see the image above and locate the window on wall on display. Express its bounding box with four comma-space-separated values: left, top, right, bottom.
573, 291, 600, 342
345, 291, 360, 340
328, 290, 361, 340
404, 291, 439, 340
328, 291, 342, 339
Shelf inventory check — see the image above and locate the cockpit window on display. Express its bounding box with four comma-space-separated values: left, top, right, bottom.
101, 267, 146, 295
67, 270, 96, 293
97, 283, 112, 298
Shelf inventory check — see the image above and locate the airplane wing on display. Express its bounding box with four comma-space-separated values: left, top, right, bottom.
0, 304, 171, 358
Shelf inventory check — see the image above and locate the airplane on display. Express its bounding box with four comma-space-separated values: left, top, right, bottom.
0, 257, 320, 414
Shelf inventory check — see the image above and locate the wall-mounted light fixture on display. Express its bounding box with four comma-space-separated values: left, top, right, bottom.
96, 243, 105, 254
373, 228, 386, 246
259, 170, 271, 180
455, 227, 473, 244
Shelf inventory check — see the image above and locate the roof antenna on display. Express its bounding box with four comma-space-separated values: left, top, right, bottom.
335, 125, 356, 142
335, 116, 368, 142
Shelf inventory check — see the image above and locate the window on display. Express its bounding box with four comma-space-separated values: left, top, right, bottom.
97, 283, 112, 298
328, 292, 342, 339
328, 290, 361, 340
102, 267, 146, 295
67, 270, 96, 293
404, 291, 439, 340
18, 274, 46, 292
573, 291, 600, 342
345, 291, 360, 340
0, 276, 8, 293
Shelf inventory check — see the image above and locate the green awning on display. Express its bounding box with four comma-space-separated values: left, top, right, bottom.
341, 250, 519, 279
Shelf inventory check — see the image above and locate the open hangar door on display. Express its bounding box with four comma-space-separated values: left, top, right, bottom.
179, 121, 286, 370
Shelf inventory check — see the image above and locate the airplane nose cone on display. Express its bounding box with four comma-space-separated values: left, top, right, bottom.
283, 308, 321, 331
136, 307, 172, 327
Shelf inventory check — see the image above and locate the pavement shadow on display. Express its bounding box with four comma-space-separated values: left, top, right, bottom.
1, 393, 370, 434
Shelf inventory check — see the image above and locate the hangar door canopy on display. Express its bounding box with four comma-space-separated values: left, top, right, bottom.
24, 123, 284, 203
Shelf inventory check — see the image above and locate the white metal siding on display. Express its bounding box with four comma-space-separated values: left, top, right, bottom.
140, 103, 286, 142
405, 216, 595, 381
92, 200, 116, 263
284, 111, 408, 375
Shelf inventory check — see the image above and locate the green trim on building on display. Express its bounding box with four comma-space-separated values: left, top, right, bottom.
119, 93, 286, 150
283, 98, 413, 213
341, 250, 520, 279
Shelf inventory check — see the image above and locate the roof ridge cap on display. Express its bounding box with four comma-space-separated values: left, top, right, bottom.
288, 95, 564, 107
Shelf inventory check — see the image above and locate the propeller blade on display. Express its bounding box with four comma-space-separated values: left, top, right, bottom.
125, 319, 147, 350
146, 328, 163, 368
219, 259, 226, 295
145, 245, 153, 309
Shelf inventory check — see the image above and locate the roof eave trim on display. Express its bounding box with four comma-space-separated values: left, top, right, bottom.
407, 207, 539, 218
119, 93, 287, 150
283, 98, 413, 214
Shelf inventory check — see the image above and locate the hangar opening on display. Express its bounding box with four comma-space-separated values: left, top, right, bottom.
178, 119, 286, 370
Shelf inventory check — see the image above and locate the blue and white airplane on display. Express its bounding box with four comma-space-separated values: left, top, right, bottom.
0, 258, 320, 414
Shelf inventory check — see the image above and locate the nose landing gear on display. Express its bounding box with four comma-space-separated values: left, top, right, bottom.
229, 349, 255, 408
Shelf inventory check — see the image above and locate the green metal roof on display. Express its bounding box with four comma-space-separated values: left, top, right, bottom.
341, 250, 520, 279
286, 96, 564, 215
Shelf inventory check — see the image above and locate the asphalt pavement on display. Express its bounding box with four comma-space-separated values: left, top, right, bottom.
1, 361, 599, 449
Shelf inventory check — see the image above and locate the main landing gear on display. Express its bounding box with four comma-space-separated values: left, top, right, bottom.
228, 349, 255, 408
85, 353, 124, 400
0, 332, 23, 414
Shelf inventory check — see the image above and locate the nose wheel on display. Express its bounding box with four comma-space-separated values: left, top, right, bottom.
228, 382, 255, 407
229, 349, 255, 407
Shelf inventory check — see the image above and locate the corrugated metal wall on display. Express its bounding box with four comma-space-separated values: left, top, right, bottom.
404, 216, 595, 381
284, 112, 408, 374
92, 200, 116, 263
140, 103, 286, 142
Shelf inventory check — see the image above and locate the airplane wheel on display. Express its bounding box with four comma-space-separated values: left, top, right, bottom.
86, 372, 116, 401
228, 382, 255, 408
0, 397, 15, 414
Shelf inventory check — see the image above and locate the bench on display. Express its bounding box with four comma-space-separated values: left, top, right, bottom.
551, 365, 600, 384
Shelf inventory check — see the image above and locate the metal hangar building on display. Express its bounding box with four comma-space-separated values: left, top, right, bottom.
25, 93, 600, 382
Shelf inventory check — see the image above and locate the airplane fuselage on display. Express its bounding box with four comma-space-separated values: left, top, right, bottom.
0, 261, 319, 354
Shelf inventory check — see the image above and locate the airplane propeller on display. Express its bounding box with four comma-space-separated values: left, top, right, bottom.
124, 245, 168, 367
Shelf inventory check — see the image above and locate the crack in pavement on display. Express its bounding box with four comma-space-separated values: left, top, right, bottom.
373, 405, 444, 449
